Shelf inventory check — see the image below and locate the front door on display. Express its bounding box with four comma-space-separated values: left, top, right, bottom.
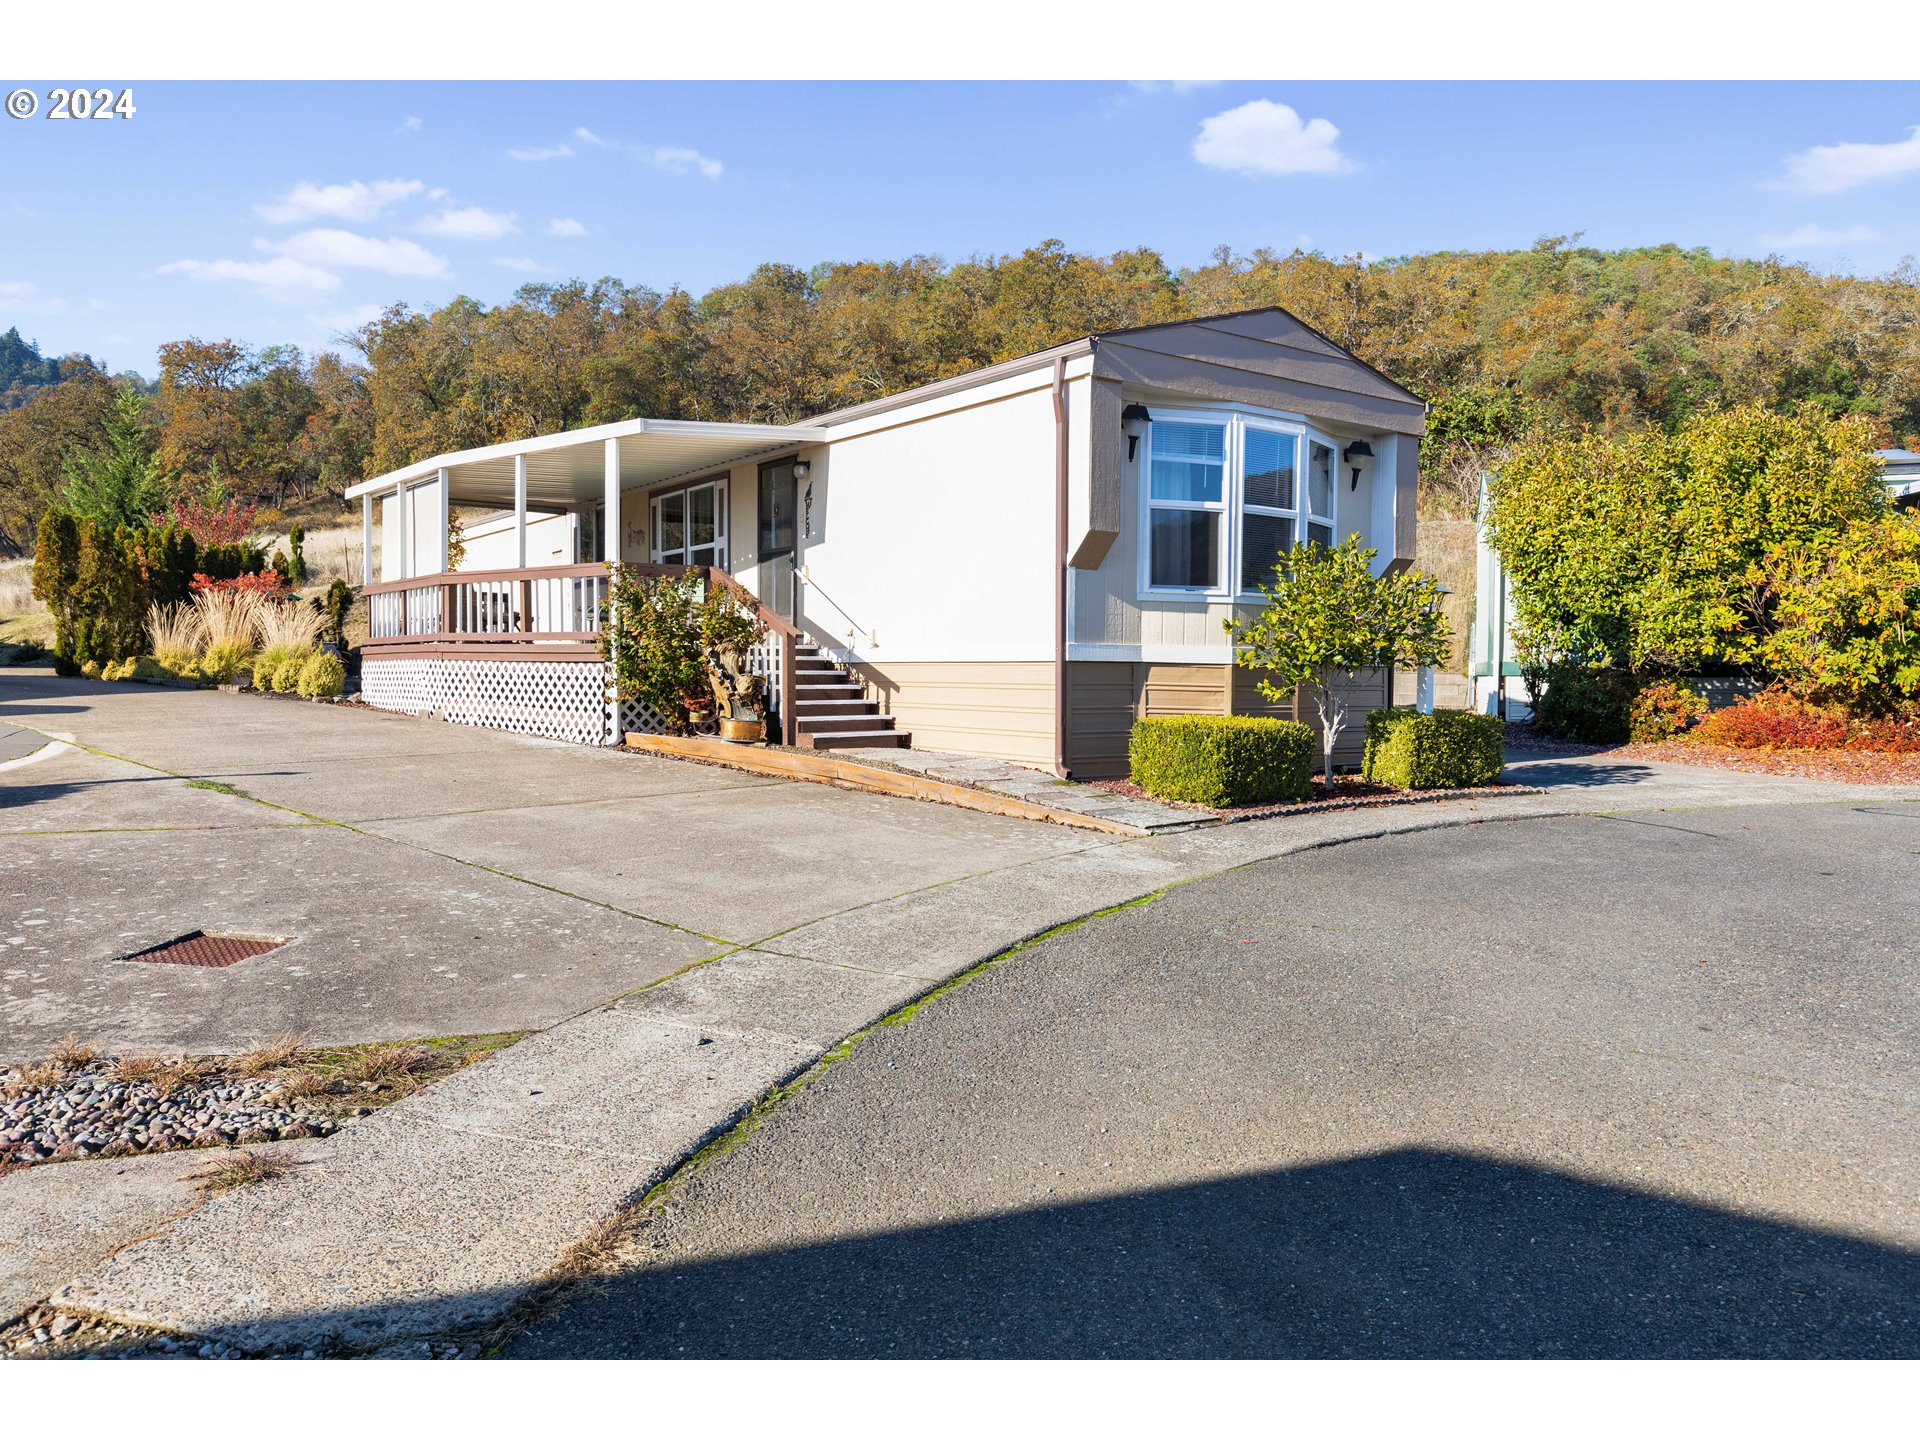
651, 477, 728, 569
757, 458, 798, 617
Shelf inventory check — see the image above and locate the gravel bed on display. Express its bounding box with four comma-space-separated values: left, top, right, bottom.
1082, 775, 1542, 820
0, 1305, 471, 1358
0, 1059, 344, 1168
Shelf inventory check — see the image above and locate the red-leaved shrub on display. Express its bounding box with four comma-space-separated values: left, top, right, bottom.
190, 571, 288, 597
1692, 688, 1920, 752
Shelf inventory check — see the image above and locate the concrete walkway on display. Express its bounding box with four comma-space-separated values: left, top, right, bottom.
8, 666, 1918, 1353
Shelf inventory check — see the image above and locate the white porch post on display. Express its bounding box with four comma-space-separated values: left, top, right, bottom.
513, 453, 528, 568
435, 466, 451, 574
394, 484, 409, 580
360, 493, 373, 586
602, 437, 622, 746
602, 438, 621, 564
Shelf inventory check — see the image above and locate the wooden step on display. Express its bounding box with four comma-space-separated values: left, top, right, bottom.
796, 711, 894, 735
797, 729, 912, 750
794, 698, 872, 718
796, 681, 864, 697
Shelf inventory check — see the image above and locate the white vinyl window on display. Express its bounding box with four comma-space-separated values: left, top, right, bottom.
650, 476, 729, 569
1141, 409, 1342, 599
1145, 418, 1227, 590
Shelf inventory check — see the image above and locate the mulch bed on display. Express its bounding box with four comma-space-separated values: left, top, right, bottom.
1504, 720, 1920, 786
1083, 775, 1543, 822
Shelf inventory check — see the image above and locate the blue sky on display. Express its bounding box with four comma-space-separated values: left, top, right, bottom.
4, 80, 1917, 376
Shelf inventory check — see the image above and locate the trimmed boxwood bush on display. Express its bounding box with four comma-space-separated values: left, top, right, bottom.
1128, 715, 1316, 807
1362, 709, 1505, 790
295, 651, 346, 698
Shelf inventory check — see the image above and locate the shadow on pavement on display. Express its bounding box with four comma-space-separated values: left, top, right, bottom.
501, 1148, 1919, 1359
1501, 755, 1659, 788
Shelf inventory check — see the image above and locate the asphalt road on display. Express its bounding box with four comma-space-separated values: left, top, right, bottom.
510, 800, 1920, 1358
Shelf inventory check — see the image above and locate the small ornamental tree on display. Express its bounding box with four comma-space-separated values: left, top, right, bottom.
1227, 536, 1452, 784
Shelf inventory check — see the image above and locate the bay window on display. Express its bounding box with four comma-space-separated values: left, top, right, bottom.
1142, 409, 1344, 598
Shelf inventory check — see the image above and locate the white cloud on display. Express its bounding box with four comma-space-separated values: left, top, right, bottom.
273, 229, 449, 278
417, 205, 520, 239
0, 280, 67, 314
1192, 99, 1352, 178
1778, 126, 1920, 195
159, 255, 342, 296
310, 302, 386, 334
573, 127, 611, 147
1127, 81, 1219, 95
255, 178, 424, 224
650, 145, 723, 180
508, 142, 573, 162
399, 115, 423, 133
1758, 222, 1882, 249
547, 217, 587, 238
493, 256, 547, 273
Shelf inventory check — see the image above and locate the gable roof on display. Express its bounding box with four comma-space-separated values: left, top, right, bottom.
806, 305, 1425, 437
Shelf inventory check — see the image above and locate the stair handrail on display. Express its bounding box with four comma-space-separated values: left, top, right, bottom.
782, 554, 873, 650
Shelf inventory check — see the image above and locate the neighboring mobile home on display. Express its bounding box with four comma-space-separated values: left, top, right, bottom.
343, 307, 1425, 776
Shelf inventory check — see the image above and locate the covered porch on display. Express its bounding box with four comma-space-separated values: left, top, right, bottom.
342, 418, 824, 747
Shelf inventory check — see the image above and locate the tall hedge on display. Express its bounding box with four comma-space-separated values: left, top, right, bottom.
1128, 715, 1316, 807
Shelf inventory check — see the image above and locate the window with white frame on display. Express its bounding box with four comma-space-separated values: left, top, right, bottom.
1146, 417, 1228, 589
1143, 410, 1341, 597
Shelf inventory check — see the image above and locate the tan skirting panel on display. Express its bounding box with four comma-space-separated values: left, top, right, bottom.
1065, 661, 1390, 779
847, 660, 1057, 768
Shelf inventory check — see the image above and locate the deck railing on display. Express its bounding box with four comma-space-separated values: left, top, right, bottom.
360, 561, 802, 744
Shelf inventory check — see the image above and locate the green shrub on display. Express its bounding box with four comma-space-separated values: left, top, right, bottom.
1524, 658, 1638, 743
251, 655, 279, 690
1627, 681, 1707, 742
271, 656, 305, 692
198, 639, 251, 684
1362, 709, 1505, 790
1128, 715, 1316, 807
295, 650, 346, 698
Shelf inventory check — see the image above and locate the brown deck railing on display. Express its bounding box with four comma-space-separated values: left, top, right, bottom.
361, 562, 802, 744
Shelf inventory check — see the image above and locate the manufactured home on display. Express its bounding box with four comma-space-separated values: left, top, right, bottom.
343, 307, 1425, 776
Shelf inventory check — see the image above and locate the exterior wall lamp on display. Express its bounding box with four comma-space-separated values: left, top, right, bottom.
1121, 403, 1152, 462
1342, 439, 1374, 490
791, 458, 811, 481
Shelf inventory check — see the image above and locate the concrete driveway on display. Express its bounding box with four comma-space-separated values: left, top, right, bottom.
0, 670, 1101, 1056
509, 800, 1920, 1358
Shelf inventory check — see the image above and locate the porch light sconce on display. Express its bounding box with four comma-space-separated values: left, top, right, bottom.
1121, 403, 1152, 462
791, 458, 811, 481
1342, 440, 1374, 491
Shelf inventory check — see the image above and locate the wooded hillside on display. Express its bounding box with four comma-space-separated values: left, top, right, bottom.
4, 236, 1917, 555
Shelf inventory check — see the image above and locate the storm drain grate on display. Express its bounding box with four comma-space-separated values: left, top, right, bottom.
121, 931, 284, 968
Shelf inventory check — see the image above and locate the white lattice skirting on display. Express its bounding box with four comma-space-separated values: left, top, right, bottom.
362, 656, 613, 746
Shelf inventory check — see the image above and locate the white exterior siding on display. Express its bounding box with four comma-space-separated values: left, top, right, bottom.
796, 374, 1065, 662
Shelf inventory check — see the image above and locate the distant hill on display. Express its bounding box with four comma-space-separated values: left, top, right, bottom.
0, 326, 149, 411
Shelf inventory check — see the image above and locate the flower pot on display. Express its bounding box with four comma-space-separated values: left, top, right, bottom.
718, 715, 765, 745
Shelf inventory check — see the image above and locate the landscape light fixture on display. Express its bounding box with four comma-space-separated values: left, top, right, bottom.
1342, 439, 1374, 490
1121, 403, 1152, 461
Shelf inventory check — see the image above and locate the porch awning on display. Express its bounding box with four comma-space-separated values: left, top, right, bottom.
343, 417, 827, 509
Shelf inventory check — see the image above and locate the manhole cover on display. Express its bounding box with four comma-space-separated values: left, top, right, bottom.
121, 932, 284, 968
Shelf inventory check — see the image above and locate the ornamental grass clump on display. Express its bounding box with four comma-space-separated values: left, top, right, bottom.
192, 588, 266, 682
145, 602, 205, 677
252, 599, 325, 690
